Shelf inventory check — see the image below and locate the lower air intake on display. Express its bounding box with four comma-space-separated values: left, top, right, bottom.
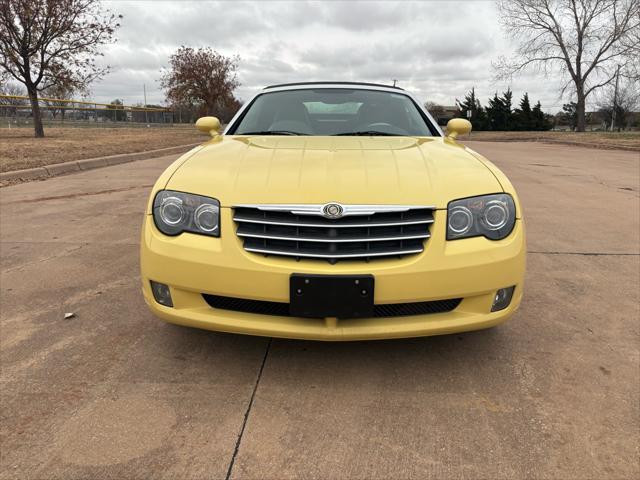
202, 294, 461, 319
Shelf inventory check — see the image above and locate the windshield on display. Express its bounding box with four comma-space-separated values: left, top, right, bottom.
229, 88, 438, 136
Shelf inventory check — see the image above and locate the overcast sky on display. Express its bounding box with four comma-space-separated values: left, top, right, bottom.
94, 0, 572, 112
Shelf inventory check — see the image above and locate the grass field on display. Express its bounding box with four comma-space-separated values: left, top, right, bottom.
462, 130, 640, 150
1, 127, 638, 174
0, 126, 206, 173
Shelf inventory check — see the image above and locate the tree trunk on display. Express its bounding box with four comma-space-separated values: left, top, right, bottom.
27, 86, 45, 138
575, 88, 586, 132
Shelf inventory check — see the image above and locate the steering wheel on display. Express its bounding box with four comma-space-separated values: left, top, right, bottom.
356, 122, 408, 135
367, 122, 394, 128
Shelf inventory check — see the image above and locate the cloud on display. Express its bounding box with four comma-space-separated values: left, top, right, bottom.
317, 1, 416, 31
94, 0, 567, 112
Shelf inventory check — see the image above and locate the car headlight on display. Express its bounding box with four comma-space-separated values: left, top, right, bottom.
447, 193, 516, 240
153, 190, 220, 237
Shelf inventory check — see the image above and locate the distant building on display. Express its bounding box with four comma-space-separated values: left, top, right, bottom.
425, 105, 457, 126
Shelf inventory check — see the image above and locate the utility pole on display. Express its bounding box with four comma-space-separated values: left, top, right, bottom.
143, 83, 148, 124
610, 65, 621, 132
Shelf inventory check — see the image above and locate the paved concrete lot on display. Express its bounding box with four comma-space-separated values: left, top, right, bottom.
1, 142, 638, 479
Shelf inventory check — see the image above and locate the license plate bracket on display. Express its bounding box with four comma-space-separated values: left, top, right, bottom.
290, 274, 374, 319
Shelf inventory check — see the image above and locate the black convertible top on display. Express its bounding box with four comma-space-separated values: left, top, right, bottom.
264, 81, 404, 91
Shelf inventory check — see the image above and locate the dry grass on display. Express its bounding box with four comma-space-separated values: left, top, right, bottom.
461, 131, 640, 151
0, 126, 206, 172
2, 127, 638, 174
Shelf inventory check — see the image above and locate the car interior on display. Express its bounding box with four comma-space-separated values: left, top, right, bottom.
231, 88, 436, 136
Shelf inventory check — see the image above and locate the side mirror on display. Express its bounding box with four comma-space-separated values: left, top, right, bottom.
446, 118, 472, 139
196, 116, 221, 137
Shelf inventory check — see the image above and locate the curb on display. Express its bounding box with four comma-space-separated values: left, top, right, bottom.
463, 138, 640, 152
0, 143, 201, 185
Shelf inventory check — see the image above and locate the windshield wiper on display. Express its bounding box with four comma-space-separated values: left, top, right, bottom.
333, 131, 400, 136
240, 130, 308, 136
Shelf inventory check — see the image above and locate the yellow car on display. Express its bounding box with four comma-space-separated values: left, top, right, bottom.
140, 82, 525, 341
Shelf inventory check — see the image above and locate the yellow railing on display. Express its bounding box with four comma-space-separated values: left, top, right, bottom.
0, 94, 171, 113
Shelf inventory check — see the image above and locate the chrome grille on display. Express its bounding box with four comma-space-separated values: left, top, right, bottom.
233, 204, 434, 263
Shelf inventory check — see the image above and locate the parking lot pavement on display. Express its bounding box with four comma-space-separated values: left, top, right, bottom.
0, 142, 638, 479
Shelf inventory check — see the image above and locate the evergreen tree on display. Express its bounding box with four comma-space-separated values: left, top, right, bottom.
485, 93, 500, 131
474, 106, 488, 131
514, 93, 533, 131
455, 87, 488, 130
484, 89, 515, 131
531, 101, 552, 131
486, 91, 513, 131
455, 87, 477, 119
500, 88, 514, 130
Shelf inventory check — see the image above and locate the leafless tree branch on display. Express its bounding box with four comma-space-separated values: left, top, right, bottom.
0, 0, 121, 137
495, 0, 639, 131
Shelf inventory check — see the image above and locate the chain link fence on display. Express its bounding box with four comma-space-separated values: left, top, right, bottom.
0, 94, 174, 128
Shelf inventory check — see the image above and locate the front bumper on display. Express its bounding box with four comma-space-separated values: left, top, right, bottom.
140, 209, 526, 341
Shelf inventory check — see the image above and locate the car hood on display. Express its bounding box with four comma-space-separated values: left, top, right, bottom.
166, 136, 502, 208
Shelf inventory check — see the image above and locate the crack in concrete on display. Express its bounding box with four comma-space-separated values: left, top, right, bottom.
2, 184, 154, 205
225, 338, 272, 480
516, 164, 639, 195
1, 240, 138, 246
2, 243, 87, 273
528, 250, 639, 256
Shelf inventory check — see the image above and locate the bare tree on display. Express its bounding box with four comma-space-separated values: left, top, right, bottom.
596, 78, 640, 129
425, 102, 446, 119
495, 0, 640, 131
0, 78, 24, 97
161, 46, 240, 120
0, 80, 26, 118
0, 0, 121, 137
621, 7, 640, 81
217, 96, 243, 123
42, 81, 82, 121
